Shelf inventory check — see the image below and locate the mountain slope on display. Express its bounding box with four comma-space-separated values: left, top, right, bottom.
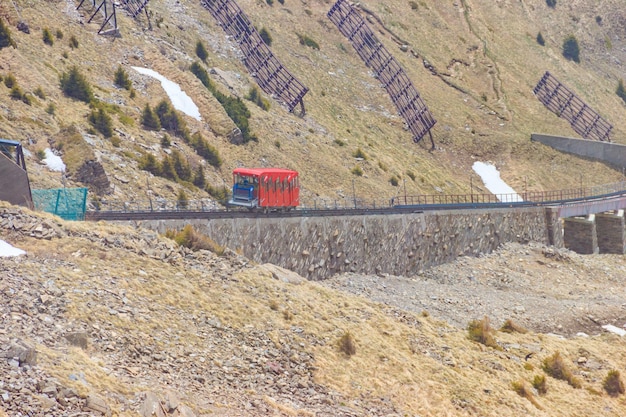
0, 0, 625, 206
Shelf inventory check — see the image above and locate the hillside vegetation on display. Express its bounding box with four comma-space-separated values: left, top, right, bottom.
0, 0, 625, 205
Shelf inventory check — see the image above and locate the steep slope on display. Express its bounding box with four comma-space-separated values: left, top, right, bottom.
0, 0, 625, 206
2, 204, 626, 416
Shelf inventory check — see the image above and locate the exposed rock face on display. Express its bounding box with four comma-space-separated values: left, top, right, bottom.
74, 160, 111, 195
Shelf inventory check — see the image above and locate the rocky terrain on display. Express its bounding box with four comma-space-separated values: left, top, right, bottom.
2, 204, 626, 416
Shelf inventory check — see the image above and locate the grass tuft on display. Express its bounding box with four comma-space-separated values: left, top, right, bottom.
165, 224, 225, 255
512, 380, 543, 409
338, 331, 356, 356
467, 316, 500, 349
500, 319, 528, 334
603, 370, 625, 397
542, 351, 581, 388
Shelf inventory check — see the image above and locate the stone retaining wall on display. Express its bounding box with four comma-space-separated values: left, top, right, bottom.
134, 207, 552, 280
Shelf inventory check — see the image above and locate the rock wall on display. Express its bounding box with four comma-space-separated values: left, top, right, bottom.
136, 207, 551, 280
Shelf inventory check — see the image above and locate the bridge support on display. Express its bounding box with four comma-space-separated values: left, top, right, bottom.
544, 207, 563, 248
596, 211, 626, 254
563, 215, 598, 254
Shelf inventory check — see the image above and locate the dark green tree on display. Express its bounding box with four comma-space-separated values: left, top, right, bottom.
160, 155, 178, 181
171, 149, 192, 182
141, 104, 161, 131
88, 108, 114, 137
114, 65, 132, 90
195, 40, 209, 62
562, 35, 580, 63
536, 32, 545, 46
546, 0, 556, 8
0, 19, 16, 49
138, 153, 161, 176
193, 165, 207, 188
259, 27, 272, 46
617, 79, 626, 104
190, 132, 222, 168
60, 66, 94, 103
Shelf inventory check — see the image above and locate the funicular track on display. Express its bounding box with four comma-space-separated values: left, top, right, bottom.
85, 181, 626, 222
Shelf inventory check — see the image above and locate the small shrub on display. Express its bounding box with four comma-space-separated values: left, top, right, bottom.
533, 374, 547, 395
562, 35, 580, 63
4, 73, 16, 89
110, 136, 121, 147
34, 87, 46, 99
266, 0, 274, 5
177, 189, 189, 209
297, 33, 320, 50
206, 183, 229, 201
536, 32, 545, 46
616, 80, 626, 105
338, 331, 356, 356
161, 134, 171, 148
269, 299, 279, 311
542, 351, 581, 388
166, 224, 225, 255
546, 0, 556, 8
69, 35, 79, 49
282, 309, 293, 320
378, 161, 388, 172
277, 0, 284, 4
245, 86, 270, 110
352, 147, 367, 160
500, 319, 528, 334
36, 149, 46, 161
406, 170, 416, 181
351, 165, 363, 176
595, 15, 602, 25
60, 66, 94, 103
42, 28, 54, 46
46, 103, 56, 115
409, 1, 418, 10
390, 175, 399, 186
259, 27, 272, 46
55, 29, 63, 39
334, 138, 346, 146
274, 140, 281, 149
467, 316, 500, 349
138, 153, 161, 176
195, 40, 208, 62
190, 132, 222, 168
512, 380, 542, 410
0, 19, 16, 49
603, 370, 625, 397
9, 86, 24, 100
114, 65, 132, 90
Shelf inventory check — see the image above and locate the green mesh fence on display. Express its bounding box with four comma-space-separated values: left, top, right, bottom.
31, 188, 88, 221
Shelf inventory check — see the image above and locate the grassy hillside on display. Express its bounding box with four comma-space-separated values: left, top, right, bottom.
0, 0, 625, 205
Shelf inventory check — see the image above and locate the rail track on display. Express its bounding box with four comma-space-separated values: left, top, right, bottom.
85, 181, 626, 222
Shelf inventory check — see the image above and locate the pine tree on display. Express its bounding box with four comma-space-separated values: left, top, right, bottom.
562, 35, 580, 63
195, 40, 208, 62
616, 80, 626, 104
60, 66, 94, 103
141, 104, 161, 131
193, 165, 206, 188
88, 108, 113, 137
114, 65, 132, 90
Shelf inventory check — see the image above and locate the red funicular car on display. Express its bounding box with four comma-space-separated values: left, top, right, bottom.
228, 168, 299, 210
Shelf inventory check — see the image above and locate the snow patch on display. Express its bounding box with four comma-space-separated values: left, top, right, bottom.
472, 161, 523, 202
0, 240, 26, 257
602, 324, 626, 337
132, 67, 202, 121
43, 148, 66, 172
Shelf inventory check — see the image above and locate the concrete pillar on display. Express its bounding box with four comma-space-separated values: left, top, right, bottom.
596, 211, 626, 254
544, 207, 563, 248
563, 215, 598, 254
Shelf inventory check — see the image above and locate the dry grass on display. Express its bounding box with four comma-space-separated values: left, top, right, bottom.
511, 380, 543, 410
467, 316, 500, 349
164, 224, 225, 255
532, 374, 548, 395
500, 319, 528, 334
603, 370, 625, 397
337, 331, 357, 357
542, 351, 582, 389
